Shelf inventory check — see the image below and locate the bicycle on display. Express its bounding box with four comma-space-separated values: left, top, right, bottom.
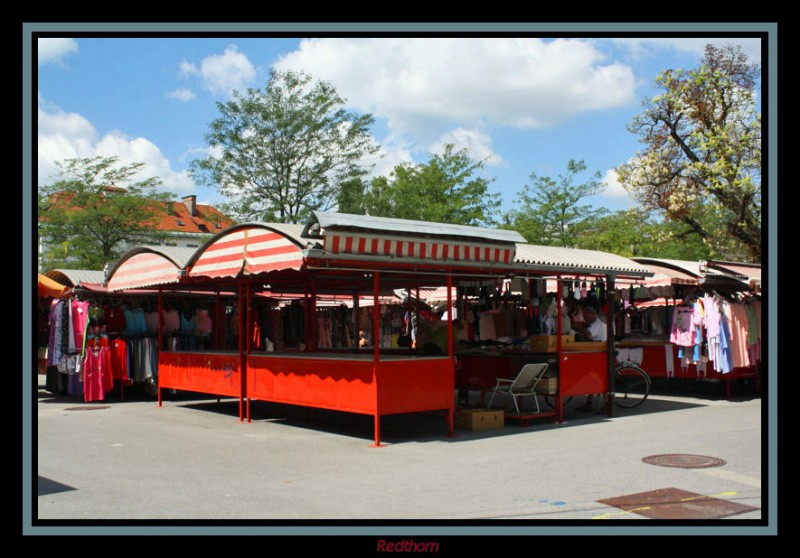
543, 360, 651, 409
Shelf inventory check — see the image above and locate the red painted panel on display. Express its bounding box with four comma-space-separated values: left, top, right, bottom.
560, 351, 609, 396
377, 358, 454, 414
247, 356, 376, 414
159, 352, 242, 397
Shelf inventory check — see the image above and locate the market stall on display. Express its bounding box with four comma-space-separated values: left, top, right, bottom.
614, 258, 761, 399
105, 215, 530, 446
453, 244, 653, 422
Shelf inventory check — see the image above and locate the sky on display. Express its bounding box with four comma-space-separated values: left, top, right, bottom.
35, 34, 763, 217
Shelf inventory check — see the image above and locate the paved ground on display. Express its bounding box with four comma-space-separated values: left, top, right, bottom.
33, 375, 766, 528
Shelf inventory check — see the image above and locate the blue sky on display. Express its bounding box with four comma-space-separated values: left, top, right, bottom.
36, 34, 762, 217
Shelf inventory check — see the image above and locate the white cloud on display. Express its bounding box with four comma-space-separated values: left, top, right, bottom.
369, 134, 414, 178
274, 38, 636, 143
610, 37, 762, 64
38, 38, 78, 66
37, 94, 194, 194
428, 128, 503, 167
167, 88, 196, 102
602, 168, 629, 197
181, 45, 256, 96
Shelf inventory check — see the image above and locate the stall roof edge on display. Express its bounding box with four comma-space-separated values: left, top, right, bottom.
514, 244, 654, 276
44, 269, 106, 288
304, 211, 526, 244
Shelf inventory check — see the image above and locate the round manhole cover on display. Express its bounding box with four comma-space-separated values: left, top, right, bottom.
642, 454, 726, 468
65, 406, 111, 411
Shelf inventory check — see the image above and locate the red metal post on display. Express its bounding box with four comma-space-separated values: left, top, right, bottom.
238, 276, 245, 422
246, 278, 252, 423
556, 276, 563, 424
605, 276, 615, 416
372, 271, 383, 447
447, 272, 454, 438
310, 279, 317, 351
157, 287, 163, 407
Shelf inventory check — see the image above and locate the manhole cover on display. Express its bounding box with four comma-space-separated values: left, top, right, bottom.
65, 406, 111, 411
642, 454, 726, 468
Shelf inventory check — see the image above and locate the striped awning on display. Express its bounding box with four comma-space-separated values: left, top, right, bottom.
105, 247, 195, 291
189, 225, 304, 279
323, 231, 514, 265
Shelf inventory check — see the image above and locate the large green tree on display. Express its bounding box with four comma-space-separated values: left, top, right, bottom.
362, 144, 500, 226
575, 208, 711, 260
503, 159, 606, 247
190, 70, 380, 224
38, 156, 173, 270
616, 44, 761, 261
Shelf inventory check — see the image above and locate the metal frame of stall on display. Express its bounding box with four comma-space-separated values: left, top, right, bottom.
106, 213, 529, 446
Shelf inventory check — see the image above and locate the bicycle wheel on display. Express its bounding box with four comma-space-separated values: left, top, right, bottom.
613, 365, 650, 408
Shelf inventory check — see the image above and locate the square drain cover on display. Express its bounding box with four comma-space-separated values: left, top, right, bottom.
598, 487, 759, 520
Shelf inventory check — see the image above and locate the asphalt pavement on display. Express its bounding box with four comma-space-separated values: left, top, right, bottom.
33, 374, 766, 528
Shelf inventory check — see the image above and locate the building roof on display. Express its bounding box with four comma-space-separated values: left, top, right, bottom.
514, 244, 654, 277
45, 269, 106, 287
153, 200, 235, 235
303, 211, 526, 244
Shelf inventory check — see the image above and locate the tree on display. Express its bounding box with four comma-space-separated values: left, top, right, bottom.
190, 70, 380, 224
616, 44, 761, 261
503, 159, 606, 247
38, 156, 173, 270
575, 208, 711, 260
362, 144, 500, 226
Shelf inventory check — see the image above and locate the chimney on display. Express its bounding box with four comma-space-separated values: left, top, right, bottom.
182, 195, 197, 217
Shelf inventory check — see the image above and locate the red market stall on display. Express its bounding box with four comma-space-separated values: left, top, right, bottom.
453, 244, 654, 423
614, 258, 761, 399
106, 215, 529, 446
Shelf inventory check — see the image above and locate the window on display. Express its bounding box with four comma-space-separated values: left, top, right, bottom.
186, 243, 198, 248
215, 223, 222, 229
177, 219, 185, 226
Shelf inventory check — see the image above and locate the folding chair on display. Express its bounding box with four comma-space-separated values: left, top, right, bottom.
487, 363, 549, 414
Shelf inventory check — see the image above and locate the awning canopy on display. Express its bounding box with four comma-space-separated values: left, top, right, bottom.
45, 269, 106, 288
105, 247, 195, 291
632, 257, 750, 291
187, 224, 306, 279
38, 273, 68, 298
514, 244, 654, 278
303, 212, 524, 268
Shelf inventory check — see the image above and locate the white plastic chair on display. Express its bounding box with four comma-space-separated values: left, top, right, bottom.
487, 363, 549, 414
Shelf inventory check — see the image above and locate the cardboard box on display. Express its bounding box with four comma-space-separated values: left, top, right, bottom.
534, 376, 558, 395
528, 334, 575, 353
455, 409, 505, 431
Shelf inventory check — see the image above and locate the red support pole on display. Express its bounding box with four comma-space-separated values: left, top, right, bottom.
246, 278, 252, 423
556, 276, 564, 424
157, 287, 163, 407
371, 271, 383, 448
605, 276, 615, 417
238, 276, 245, 422
447, 272, 454, 438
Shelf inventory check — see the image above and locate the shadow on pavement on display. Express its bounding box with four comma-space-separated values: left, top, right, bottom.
38, 476, 76, 496
176, 392, 709, 446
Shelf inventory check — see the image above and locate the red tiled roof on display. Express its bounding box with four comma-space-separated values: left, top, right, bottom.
40, 191, 235, 235
154, 201, 235, 234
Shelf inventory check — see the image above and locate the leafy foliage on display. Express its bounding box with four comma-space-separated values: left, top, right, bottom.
363, 144, 500, 226
190, 70, 380, 224
616, 44, 761, 261
503, 159, 606, 247
38, 156, 173, 270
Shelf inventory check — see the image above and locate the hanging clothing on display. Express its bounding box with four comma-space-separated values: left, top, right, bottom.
83, 346, 109, 402
162, 309, 180, 335
670, 305, 695, 347
109, 338, 129, 380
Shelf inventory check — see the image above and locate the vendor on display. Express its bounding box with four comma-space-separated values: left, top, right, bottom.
573, 306, 607, 342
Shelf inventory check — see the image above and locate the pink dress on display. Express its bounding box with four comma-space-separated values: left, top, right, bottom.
83, 346, 109, 402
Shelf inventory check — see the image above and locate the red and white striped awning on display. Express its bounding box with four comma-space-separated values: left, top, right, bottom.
324, 232, 514, 265
106, 251, 185, 291
189, 226, 304, 279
